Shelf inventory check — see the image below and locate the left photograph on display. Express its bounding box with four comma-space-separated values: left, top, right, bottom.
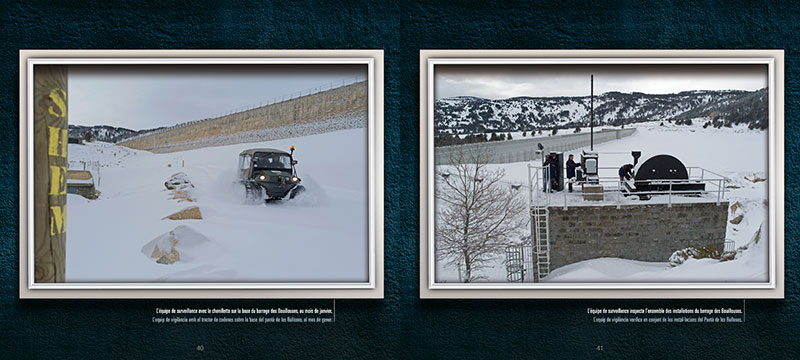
21, 51, 383, 298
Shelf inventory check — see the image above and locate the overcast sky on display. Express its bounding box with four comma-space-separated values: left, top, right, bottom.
68, 65, 366, 130
434, 64, 767, 100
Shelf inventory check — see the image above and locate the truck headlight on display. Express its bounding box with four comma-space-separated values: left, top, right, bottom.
258, 175, 266, 181
291, 176, 300, 182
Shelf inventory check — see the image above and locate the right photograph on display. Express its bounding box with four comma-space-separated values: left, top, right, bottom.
421, 51, 783, 297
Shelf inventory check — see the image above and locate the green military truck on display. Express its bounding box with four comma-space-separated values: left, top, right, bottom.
238, 146, 305, 202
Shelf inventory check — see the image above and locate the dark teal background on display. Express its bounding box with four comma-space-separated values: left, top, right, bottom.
1, 1, 797, 358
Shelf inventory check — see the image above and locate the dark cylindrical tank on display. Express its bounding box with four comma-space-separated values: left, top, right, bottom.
633, 154, 705, 193
633, 154, 689, 182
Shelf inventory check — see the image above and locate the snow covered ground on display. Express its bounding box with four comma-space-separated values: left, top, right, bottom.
435, 121, 770, 283
66, 128, 368, 283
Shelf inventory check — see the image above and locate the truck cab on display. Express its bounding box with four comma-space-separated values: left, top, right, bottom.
238, 146, 303, 201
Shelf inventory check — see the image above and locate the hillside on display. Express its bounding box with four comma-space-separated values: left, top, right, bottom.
434, 88, 768, 134
68, 124, 164, 143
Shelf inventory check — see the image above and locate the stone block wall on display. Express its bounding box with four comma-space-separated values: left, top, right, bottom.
118, 81, 368, 153
544, 201, 729, 274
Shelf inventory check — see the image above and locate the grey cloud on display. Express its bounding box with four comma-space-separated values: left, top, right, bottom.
434, 64, 767, 99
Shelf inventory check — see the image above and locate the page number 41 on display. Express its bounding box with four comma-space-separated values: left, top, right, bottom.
596, 345, 604, 352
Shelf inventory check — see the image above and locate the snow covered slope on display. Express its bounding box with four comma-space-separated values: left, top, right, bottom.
435, 89, 768, 134
66, 128, 368, 283
435, 121, 769, 283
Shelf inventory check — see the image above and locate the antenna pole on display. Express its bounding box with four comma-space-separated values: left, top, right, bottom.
590, 74, 594, 151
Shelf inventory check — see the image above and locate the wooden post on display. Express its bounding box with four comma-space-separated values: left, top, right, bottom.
33, 66, 68, 283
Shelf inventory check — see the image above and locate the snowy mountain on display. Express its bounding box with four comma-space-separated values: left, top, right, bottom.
68, 124, 145, 143
434, 88, 768, 134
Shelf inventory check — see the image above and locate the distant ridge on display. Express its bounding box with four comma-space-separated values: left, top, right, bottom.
435, 88, 768, 133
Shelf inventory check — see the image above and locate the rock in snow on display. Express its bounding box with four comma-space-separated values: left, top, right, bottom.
163, 205, 203, 220
141, 225, 212, 265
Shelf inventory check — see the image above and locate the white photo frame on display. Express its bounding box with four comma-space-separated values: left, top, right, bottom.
20, 50, 384, 299
420, 50, 783, 299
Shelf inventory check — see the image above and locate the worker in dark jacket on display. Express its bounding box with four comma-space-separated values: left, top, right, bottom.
619, 163, 635, 181
566, 154, 580, 192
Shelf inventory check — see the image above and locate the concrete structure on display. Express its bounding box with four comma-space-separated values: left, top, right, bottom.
118, 81, 368, 153
541, 201, 728, 278
66, 170, 97, 199
435, 128, 636, 165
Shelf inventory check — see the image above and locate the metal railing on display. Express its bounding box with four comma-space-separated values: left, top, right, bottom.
528, 163, 730, 210
434, 128, 636, 165
724, 239, 736, 252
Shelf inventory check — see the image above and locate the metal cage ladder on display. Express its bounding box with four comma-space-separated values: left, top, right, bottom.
532, 205, 550, 280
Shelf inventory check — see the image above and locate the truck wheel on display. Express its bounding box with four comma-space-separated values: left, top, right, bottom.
289, 185, 306, 199
244, 183, 261, 201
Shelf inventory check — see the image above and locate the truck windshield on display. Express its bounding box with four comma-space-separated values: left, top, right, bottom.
253, 152, 291, 170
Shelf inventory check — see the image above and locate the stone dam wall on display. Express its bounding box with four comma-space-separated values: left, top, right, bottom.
542, 201, 729, 278
118, 81, 368, 153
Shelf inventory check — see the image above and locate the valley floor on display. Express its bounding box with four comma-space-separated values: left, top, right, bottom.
66, 128, 369, 283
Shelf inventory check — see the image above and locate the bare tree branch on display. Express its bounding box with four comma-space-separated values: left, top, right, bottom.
435, 144, 529, 282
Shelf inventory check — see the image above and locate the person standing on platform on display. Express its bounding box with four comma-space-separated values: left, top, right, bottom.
566, 154, 580, 192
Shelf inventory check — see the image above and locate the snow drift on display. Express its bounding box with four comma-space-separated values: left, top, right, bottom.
65, 128, 369, 283
140, 225, 215, 265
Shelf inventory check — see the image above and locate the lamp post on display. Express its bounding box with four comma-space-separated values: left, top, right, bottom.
590, 74, 594, 151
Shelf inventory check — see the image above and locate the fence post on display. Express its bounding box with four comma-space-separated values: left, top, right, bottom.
33, 65, 68, 283
528, 165, 533, 206
721, 177, 727, 202
668, 182, 672, 208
